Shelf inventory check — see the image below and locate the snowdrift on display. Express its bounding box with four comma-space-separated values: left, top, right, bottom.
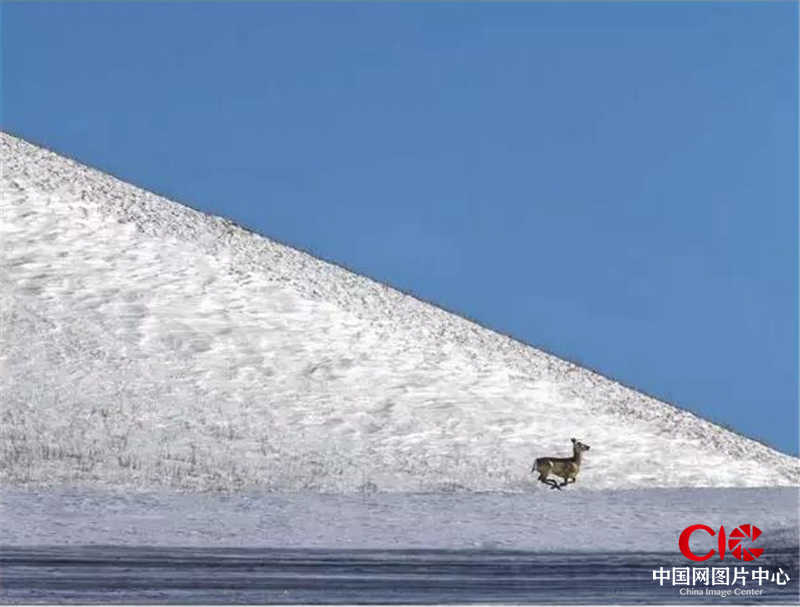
1, 132, 797, 491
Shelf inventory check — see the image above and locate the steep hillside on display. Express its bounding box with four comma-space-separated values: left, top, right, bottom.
1, 132, 797, 491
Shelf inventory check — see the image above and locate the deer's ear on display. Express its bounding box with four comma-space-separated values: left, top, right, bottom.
571, 437, 576, 443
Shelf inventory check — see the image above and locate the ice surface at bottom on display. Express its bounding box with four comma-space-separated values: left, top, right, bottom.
1, 487, 796, 552
1, 546, 798, 604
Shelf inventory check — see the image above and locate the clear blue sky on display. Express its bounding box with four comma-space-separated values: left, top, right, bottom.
2, 1, 797, 455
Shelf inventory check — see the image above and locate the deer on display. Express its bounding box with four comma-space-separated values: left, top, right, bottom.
532, 438, 590, 490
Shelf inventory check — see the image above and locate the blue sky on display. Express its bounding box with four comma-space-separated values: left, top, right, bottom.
2, 1, 797, 454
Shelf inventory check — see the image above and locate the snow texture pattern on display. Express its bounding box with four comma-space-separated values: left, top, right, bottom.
1, 132, 798, 491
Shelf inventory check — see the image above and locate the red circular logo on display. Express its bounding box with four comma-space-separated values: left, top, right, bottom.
727, 524, 763, 561
678, 524, 764, 561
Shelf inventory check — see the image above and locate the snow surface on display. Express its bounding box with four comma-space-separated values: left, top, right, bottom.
1, 131, 798, 492
2, 488, 797, 552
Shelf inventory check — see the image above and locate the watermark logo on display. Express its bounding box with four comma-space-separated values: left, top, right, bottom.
651, 523, 791, 598
679, 523, 763, 561
652, 566, 791, 587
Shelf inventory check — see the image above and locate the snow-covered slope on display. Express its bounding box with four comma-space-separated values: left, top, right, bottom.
1, 132, 797, 491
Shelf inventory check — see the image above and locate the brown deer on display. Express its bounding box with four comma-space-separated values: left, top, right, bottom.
532, 438, 590, 489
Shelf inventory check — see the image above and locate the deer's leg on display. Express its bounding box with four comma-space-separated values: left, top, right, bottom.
539, 474, 559, 489
537, 463, 556, 489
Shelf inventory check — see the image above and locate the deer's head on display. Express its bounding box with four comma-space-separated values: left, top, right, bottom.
571, 437, 591, 452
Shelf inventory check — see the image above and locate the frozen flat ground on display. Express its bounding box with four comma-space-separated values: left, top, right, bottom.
1, 132, 798, 494
1, 488, 797, 551
1, 546, 796, 604
1, 488, 798, 604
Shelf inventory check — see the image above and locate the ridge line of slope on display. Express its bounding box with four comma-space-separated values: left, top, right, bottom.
2, 130, 798, 483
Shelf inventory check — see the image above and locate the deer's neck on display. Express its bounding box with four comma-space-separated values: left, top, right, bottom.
572, 446, 583, 466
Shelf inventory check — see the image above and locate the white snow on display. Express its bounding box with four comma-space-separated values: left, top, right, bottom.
2, 488, 797, 552
1, 131, 798, 492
